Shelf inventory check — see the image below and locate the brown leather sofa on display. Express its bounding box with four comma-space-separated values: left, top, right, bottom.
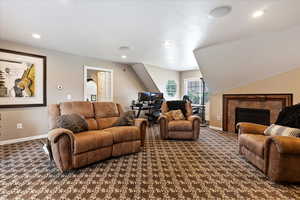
48, 101, 147, 172
238, 122, 300, 183
159, 101, 200, 140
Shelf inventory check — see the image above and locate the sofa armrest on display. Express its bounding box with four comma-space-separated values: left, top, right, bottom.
158, 114, 169, 139
264, 136, 300, 182
48, 128, 74, 147
48, 128, 74, 172
134, 118, 147, 146
236, 122, 267, 135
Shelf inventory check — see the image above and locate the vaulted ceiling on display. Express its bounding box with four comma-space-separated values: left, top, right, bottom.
1, 0, 300, 72
194, 25, 300, 93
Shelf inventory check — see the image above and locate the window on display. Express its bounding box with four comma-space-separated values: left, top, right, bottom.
184, 78, 208, 105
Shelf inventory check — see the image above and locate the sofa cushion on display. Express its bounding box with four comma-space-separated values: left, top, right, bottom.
73, 130, 113, 154
164, 111, 174, 121
104, 126, 140, 143
264, 124, 300, 137
172, 110, 185, 120
56, 114, 88, 133
85, 118, 98, 130
60, 101, 94, 118
239, 134, 268, 158
112, 111, 135, 126
94, 102, 120, 118
168, 120, 192, 131
97, 117, 119, 129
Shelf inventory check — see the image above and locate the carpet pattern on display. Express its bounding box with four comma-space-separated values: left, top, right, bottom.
1, 127, 300, 199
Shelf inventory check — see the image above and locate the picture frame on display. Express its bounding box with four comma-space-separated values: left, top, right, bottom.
91, 94, 97, 101
0, 48, 47, 108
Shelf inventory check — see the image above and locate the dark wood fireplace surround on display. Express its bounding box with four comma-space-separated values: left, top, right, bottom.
223, 94, 293, 132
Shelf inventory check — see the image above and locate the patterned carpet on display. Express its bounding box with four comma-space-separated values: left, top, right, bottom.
1, 127, 300, 200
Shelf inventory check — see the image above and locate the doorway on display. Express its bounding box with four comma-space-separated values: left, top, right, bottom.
83, 66, 113, 102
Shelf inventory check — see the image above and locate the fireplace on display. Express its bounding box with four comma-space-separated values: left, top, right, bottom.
223, 94, 293, 132
235, 107, 270, 133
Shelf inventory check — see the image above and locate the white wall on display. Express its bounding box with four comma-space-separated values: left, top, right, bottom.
0, 39, 145, 141
144, 64, 180, 100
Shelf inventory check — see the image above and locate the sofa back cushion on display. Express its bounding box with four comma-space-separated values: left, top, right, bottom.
48, 101, 125, 131
93, 102, 120, 118
264, 124, 300, 137
93, 102, 124, 129
97, 117, 119, 129
48, 104, 60, 129
59, 101, 98, 130
162, 101, 192, 118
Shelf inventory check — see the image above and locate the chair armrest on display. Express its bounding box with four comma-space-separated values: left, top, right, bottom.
236, 122, 268, 135
187, 115, 201, 122
158, 114, 169, 122
134, 118, 147, 146
188, 115, 201, 139
158, 114, 169, 139
266, 136, 300, 154
264, 136, 300, 182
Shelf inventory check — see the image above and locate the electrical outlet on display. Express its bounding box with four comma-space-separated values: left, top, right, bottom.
217, 115, 221, 121
17, 123, 23, 129
67, 94, 72, 100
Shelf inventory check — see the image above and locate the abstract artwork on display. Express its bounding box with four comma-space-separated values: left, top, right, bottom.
0, 49, 46, 108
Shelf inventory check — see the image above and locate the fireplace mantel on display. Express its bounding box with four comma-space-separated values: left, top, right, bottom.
222, 94, 293, 132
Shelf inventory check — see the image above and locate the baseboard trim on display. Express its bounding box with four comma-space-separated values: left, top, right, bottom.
209, 125, 223, 131
0, 134, 48, 145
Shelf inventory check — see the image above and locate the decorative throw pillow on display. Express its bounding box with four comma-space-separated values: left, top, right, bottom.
164, 111, 174, 121
56, 114, 88, 133
113, 111, 135, 126
264, 124, 300, 137
172, 109, 185, 121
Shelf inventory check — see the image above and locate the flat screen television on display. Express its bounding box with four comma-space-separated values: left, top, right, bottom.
138, 92, 163, 101
150, 92, 164, 101
138, 92, 151, 101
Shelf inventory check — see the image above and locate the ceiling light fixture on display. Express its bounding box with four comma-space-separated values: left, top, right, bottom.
209, 6, 232, 18
121, 55, 127, 59
119, 46, 130, 51
164, 40, 174, 48
32, 33, 41, 39
252, 10, 264, 18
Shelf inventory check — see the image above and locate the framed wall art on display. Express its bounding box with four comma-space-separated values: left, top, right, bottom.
0, 49, 46, 108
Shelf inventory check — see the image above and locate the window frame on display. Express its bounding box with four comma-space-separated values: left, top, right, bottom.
184, 78, 202, 106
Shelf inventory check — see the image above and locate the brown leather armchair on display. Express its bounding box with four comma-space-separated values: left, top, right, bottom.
238, 122, 300, 183
48, 101, 147, 172
159, 101, 200, 140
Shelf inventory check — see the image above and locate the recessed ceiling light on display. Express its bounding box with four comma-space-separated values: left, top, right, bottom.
121, 55, 127, 59
252, 10, 264, 18
32, 33, 41, 39
119, 46, 130, 51
209, 6, 232, 18
164, 40, 174, 48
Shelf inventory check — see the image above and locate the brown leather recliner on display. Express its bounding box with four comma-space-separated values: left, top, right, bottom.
238, 122, 300, 183
48, 101, 147, 172
159, 101, 200, 140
